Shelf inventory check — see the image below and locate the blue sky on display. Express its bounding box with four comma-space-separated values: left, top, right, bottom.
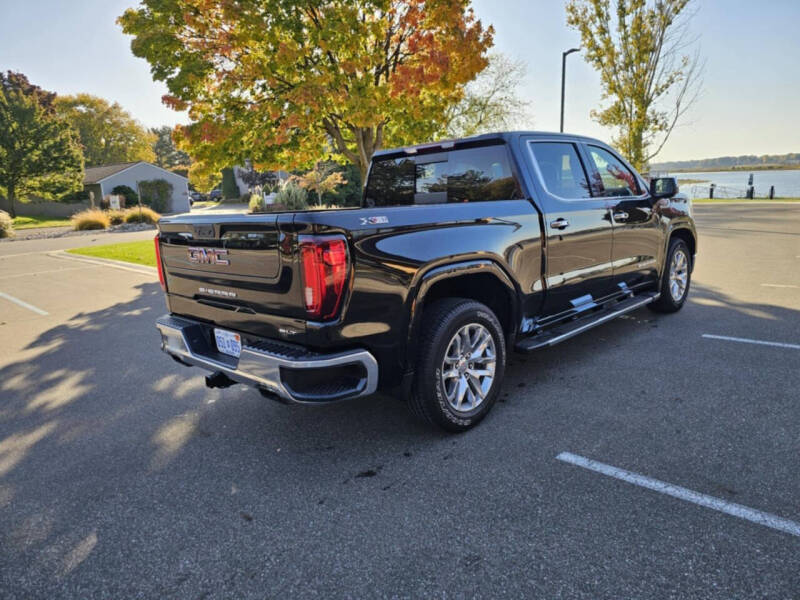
2, 0, 799, 162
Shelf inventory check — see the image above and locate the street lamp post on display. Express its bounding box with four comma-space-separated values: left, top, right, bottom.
560, 47, 581, 133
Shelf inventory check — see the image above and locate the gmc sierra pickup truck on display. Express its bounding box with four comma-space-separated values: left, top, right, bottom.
155, 132, 696, 431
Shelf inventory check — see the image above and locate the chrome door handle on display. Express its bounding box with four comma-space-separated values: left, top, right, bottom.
550, 218, 570, 230
613, 211, 629, 222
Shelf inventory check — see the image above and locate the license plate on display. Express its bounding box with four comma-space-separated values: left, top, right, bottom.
214, 328, 241, 358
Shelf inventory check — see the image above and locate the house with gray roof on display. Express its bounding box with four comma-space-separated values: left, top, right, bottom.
83, 161, 190, 213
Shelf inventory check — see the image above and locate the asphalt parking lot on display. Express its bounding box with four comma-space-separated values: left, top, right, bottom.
1, 204, 798, 598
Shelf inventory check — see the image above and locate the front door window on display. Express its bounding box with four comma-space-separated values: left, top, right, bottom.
586, 146, 640, 197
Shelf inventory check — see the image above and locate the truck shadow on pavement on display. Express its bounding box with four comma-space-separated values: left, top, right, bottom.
0, 279, 798, 595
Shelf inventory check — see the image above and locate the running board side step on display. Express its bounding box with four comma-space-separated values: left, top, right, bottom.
515, 292, 660, 353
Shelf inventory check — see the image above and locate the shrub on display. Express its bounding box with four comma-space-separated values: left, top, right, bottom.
274, 181, 308, 211
248, 193, 266, 213
138, 179, 172, 213
58, 189, 91, 204
72, 209, 110, 231
111, 185, 138, 207
108, 209, 126, 225
318, 162, 363, 207
123, 206, 161, 224
221, 167, 241, 200
0, 210, 14, 238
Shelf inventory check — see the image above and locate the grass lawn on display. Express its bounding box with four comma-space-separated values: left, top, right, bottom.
12, 215, 72, 229
68, 240, 155, 267
692, 197, 800, 203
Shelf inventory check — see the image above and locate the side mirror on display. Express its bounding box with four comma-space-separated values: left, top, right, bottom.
649, 177, 678, 199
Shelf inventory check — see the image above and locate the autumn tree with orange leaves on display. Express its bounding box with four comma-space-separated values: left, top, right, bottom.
119, 1, 494, 187
293, 161, 347, 206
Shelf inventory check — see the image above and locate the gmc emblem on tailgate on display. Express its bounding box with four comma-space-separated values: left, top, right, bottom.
187, 247, 229, 265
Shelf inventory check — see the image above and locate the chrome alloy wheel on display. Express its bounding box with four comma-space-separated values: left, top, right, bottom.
669, 248, 689, 302
440, 323, 496, 413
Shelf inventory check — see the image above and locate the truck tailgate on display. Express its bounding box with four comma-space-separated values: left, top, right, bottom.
157, 213, 307, 338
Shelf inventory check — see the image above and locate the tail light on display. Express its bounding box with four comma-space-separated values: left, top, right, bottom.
299, 235, 349, 320
154, 234, 166, 290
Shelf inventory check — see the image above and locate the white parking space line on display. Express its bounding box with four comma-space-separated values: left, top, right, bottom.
556, 452, 800, 538
0, 250, 51, 259
50, 251, 157, 276
702, 333, 800, 350
0, 291, 49, 316
0, 265, 100, 280
761, 283, 800, 289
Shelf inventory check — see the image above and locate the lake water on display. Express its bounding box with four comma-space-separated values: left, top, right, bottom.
668, 169, 800, 198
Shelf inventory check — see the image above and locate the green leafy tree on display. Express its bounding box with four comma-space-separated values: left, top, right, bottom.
151, 125, 190, 170
54, 93, 156, 167
0, 72, 83, 218
187, 161, 221, 194
119, 0, 494, 185
444, 53, 533, 138
566, 0, 702, 170
221, 168, 241, 200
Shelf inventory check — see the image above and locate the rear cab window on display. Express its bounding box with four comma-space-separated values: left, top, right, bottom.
365, 143, 522, 207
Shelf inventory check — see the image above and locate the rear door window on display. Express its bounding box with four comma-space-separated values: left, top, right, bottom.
365, 144, 521, 207
586, 145, 641, 197
528, 142, 591, 199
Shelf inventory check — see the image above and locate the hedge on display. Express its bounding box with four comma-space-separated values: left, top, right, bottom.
138, 179, 172, 213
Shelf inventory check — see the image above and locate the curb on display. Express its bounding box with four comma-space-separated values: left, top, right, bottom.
692, 201, 800, 205
49, 250, 158, 276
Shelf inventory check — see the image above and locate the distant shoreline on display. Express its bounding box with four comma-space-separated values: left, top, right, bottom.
663, 164, 800, 173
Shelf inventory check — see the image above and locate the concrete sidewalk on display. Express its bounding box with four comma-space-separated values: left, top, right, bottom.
191, 202, 249, 213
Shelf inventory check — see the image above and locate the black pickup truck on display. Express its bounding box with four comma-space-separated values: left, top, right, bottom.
155, 132, 696, 431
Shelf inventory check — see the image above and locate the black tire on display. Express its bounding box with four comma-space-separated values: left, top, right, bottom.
649, 237, 692, 313
409, 298, 506, 432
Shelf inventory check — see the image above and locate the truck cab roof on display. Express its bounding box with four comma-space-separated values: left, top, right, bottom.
371, 131, 607, 161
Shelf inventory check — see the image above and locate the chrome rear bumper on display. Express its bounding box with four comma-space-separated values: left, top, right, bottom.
156, 315, 378, 404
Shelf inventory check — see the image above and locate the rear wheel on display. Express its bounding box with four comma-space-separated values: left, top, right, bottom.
409, 298, 506, 432
649, 237, 692, 313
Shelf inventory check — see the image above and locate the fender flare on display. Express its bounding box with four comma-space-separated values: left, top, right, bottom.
664, 222, 698, 271
403, 259, 519, 374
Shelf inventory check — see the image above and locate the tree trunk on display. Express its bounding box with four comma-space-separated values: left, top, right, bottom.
321, 117, 381, 191
358, 158, 369, 190
6, 186, 16, 219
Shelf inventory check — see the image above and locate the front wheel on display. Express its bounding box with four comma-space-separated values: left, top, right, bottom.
409, 299, 506, 432
649, 238, 692, 313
